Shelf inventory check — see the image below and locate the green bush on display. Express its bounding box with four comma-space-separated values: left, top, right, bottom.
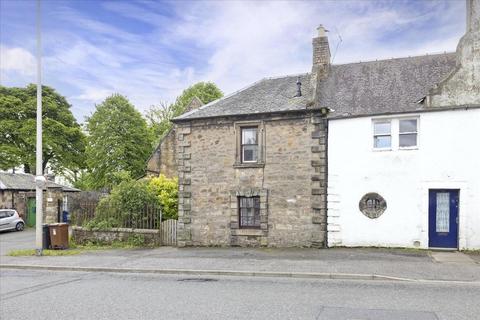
84, 217, 120, 231
85, 175, 178, 231
148, 175, 178, 219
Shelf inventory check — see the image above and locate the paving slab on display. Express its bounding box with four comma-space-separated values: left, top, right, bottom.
430, 251, 475, 263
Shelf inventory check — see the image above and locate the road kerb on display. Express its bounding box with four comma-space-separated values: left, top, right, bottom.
1, 264, 479, 285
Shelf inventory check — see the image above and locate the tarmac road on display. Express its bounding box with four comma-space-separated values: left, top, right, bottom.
1, 269, 478, 320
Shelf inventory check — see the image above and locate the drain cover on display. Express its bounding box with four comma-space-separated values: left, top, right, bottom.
178, 278, 218, 282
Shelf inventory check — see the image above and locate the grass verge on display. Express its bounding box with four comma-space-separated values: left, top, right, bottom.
8, 249, 83, 257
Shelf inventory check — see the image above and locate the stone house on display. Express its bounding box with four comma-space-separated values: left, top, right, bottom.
0, 172, 80, 225
166, 0, 479, 249
171, 31, 330, 247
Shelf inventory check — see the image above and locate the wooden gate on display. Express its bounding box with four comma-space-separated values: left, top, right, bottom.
161, 219, 177, 246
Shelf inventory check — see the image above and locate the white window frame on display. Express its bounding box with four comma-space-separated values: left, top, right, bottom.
398, 118, 419, 150
372, 120, 392, 151
241, 127, 258, 163
372, 116, 420, 151
234, 121, 265, 168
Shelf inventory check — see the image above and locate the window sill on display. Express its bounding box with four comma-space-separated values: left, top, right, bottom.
372, 148, 392, 152
233, 162, 265, 169
399, 146, 418, 151
231, 228, 264, 236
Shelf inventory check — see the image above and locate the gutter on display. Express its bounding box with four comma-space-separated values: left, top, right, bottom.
171, 108, 318, 124
327, 104, 480, 121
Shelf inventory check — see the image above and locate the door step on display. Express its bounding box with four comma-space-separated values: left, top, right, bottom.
430, 251, 475, 263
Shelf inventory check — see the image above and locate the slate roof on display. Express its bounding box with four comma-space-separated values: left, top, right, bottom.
174, 73, 313, 121
174, 53, 457, 121
318, 53, 457, 118
0, 172, 80, 192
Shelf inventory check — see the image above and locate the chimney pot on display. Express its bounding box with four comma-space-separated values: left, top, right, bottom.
317, 25, 328, 37
295, 77, 302, 97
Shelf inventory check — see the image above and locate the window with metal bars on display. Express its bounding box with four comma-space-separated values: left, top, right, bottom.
238, 196, 260, 228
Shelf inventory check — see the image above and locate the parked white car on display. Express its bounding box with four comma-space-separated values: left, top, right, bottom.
0, 209, 25, 232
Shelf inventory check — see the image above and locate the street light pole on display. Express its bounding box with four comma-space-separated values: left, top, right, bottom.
35, 0, 45, 256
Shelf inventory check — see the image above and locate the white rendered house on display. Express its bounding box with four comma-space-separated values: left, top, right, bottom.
326, 0, 480, 250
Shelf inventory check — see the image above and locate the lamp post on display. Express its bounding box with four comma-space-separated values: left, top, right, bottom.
35, 0, 44, 256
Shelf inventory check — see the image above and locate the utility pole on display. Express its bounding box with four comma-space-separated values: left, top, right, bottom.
35, 0, 45, 256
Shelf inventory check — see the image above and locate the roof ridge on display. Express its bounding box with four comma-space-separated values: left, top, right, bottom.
332, 51, 455, 67
263, 72, 309, 80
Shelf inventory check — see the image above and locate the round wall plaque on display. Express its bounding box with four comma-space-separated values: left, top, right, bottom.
359, 193, 387, 219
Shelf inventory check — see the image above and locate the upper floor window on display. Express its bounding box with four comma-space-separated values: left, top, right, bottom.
241, 127, 258, 163
373, 121, 391, 149
234, 121, 265, 167
399, 119, 417, 148
372, 117, 419, 151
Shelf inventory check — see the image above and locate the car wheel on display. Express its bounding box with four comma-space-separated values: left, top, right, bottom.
16, 222, 24, 231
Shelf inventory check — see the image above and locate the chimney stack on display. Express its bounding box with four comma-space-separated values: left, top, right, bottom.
467, 0, 479, 32
426, 0, 480, 107
311, 25, 331, 91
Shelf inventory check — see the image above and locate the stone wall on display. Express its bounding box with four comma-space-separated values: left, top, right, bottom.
146, 128, 178, 178
176, 111, 327, 247
0, 191, 14, 213
0, 189, 71, 223
72, 226, 161, 246
158, 128, 177, 179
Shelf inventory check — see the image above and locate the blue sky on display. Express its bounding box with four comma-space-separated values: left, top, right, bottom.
0, 0, 466, 123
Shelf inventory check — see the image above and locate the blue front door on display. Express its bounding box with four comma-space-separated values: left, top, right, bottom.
428, 189, 459, 248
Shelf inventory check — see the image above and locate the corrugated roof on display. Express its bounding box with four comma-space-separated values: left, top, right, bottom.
0, 172, 80, 192
318, 53, 457, 118
174, 73, 313, 121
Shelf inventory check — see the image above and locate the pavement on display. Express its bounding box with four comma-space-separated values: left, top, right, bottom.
1, 228, 479, 283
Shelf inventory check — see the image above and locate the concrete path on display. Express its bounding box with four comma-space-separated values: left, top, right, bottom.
430, 251, 476, 263
1, 229, 479, 283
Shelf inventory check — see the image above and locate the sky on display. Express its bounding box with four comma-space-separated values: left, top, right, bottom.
0, 0, 466, 123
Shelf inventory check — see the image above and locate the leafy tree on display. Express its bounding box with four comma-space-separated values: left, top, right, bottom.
85, 94, 153, 190
147, 82, 223, 141
0, 84, 86, 174
145, 101, 173, 142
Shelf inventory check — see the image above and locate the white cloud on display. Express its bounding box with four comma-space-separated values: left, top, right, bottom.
0, 46, 36, 78
0, 0, 466, 122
